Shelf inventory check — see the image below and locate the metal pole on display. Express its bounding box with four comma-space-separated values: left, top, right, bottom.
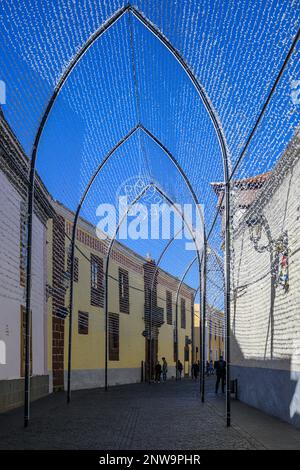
24, 175, 34, 427
225, 182, 231, 426
104, 253, 109, 391
174, 257, 197, 380
191, 299, 194, 366
191, 286, 200, 386
199, 272, 202, 395
201, 238, 207, 403
175, 299, 178, 380
67, 222, 77, 403
148, 287, 152, 384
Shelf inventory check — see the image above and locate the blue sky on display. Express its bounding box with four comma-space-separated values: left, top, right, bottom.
0, 0, 299, 296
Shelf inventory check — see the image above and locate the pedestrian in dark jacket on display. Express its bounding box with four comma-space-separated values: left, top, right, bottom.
191, 362, 199, 380
214, 355, 226, 394
177, 360, 183, 380
155, 361, 162, 383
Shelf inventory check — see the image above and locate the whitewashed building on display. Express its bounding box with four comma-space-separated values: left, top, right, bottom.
213, 131, 300, 428
0, 108, 53, 412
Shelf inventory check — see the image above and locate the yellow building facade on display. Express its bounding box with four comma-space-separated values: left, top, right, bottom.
193, 304, 225, 366
47, 201, 195, 391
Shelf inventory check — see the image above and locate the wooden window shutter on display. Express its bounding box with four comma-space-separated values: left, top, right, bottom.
109, 313, 119, 361
180, 298, 186, 329
119, 268, 129, 314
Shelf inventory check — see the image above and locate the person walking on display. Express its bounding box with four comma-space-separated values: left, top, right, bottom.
214, 355, 226, 394
209, 359, 214, 376
155, 361, 162, 383
177, 360, 183, 380
191, 362, 195, 380
162, 357, 168, 381
192, 362, 199, 380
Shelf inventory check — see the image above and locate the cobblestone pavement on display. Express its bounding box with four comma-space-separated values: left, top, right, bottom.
0, 378, 265, 450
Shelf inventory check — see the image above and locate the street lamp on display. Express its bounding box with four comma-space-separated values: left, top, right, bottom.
246, 214, 263, 245
246, 213, 289, 291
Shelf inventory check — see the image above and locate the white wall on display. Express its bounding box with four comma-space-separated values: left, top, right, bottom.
0, 170, 47, 380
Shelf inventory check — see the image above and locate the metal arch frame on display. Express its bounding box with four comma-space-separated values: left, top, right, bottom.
24, 4, 231, 427
149, 226, 202, 388
150, 238, 224, 391
103, 182, 202, 391
127, 11, 230, 415
148, 224, 184, 384
104, 183, 152, 390
151, 185, 203, 391
23, 4, 130, 428
66, 124, 140, 402
65, 124, 205, 399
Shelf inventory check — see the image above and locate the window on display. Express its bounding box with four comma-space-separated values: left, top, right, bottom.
20, 306, 32, 377
20, 202, 27, 287
90, 254, 104, 307
78, 311, 89, 335
173, 327, 178, 362
166, 290, 172, 325
180, 298, 186, 329
67, 254, 79, 282
119, 268, 129, 314
109, 313, 119, 361
184, 335, 189, 361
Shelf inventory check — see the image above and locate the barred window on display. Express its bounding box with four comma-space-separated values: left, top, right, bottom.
109, 313, 119, 361
166, 290, 172, 325
20, 202, 27, 287
78, 311, 89, 335
90, 254, 104, 307
119, 268, 129, 314
180, 298, 186, 329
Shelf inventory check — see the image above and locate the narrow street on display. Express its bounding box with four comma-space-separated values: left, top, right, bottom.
1, 378, 300, 450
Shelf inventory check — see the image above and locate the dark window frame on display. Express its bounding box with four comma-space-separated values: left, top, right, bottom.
166, 290, 172, 325
119, 268, 129, 314
78, 311, 89, 335
90, 254, 104, 307
109, 313, 119, 361
180, 298, 186, 329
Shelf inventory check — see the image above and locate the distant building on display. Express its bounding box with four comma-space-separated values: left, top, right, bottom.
0, 108, 53, 412
193, 303, 224, 365
212, 130, 300, 428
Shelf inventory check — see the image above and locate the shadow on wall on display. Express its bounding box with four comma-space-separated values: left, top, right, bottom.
231, 333, 300, 429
